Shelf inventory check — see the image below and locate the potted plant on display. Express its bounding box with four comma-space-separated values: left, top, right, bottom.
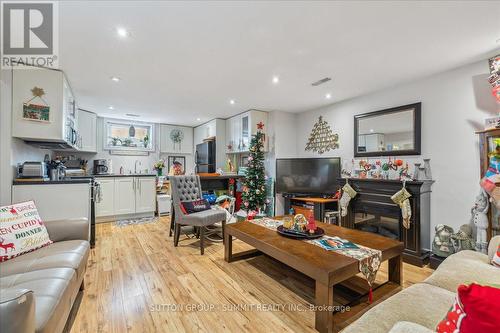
153, 159, 166, 176
143, 135, 149, 148
110, 137, 122, 146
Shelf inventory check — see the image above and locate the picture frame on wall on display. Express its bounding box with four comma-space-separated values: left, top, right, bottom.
168, 156, 186, 175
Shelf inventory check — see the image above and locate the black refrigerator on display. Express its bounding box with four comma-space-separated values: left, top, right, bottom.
195, 141, 216, 173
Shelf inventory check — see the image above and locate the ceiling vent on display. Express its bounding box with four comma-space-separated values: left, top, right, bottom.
125, 113, 140, 117
311, 77, 331, 86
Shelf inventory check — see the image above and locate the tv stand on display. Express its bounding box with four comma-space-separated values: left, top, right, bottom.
283, 195, 340, 223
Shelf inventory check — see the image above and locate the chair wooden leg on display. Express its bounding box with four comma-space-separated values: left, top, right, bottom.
222, 219, 226, 245
79, 279, 85, 291
169, 216, 174, 237
174, 223, 181, 247
200, 227, 205, 255
196, 226, 200, 239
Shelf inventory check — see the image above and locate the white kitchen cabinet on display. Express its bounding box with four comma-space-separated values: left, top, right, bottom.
135, 177, 156, 213
12, 68, 66, 142
95, 176, 156, 219
114, 178, 136, 215
194, 120, 217, 145
160, 124, 193, 154
96, 178, 115, 217
12, 183, 90, 223
77, 109, 97, 152
225, 110, 268, 153
226, 115, 241, 153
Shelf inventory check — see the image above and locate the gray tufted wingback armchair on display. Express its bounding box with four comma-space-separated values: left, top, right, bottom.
170, 175, 227, 254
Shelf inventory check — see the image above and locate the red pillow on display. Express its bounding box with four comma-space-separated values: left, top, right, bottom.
436, 283, 500, 333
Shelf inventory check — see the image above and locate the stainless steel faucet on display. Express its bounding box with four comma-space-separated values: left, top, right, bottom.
134, 160, 141, 174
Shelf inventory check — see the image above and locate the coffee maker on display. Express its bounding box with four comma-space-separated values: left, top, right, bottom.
93, 159, 109, 175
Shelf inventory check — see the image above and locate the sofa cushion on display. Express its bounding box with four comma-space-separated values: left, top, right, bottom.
0, 267, 77, 333
0, 240, 89, 281
342, 283, 455, 333
181, 209, 226, 227
0, 201, 52, 262
424, 250, 500, 292
389, 321, 434, 333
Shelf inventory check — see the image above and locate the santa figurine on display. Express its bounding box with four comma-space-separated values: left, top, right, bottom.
306, 213, 317, 235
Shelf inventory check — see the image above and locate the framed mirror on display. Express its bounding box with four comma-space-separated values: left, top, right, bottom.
354, 103, 421, 157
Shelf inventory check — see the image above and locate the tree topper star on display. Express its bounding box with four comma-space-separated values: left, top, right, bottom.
257, 121, 264, 130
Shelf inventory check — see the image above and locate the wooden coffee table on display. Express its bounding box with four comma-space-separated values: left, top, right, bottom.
224, 219, 404, 333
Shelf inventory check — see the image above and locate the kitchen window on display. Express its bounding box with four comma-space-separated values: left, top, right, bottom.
104, 119, 154, 151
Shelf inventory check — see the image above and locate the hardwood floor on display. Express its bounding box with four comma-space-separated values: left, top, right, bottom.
69, 217, 433, 333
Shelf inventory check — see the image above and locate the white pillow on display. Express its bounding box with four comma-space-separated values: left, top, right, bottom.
0, 200, 52, 262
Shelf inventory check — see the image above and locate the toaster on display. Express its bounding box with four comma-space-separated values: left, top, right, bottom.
18, 162, 48, 178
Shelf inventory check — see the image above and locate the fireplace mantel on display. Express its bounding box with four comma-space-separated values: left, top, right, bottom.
339, 178, 434, 266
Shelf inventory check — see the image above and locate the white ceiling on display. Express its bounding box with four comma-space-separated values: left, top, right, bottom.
59, 1, 500, 126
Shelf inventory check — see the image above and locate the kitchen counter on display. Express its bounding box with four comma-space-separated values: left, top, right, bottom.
93, 174, 157, 178
13, 179, 92, 185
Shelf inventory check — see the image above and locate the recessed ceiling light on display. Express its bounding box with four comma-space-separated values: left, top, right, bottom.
196, 118, 201, 121
110, 76, 121, 82
272, 75, 280, 84
116, 27, 130, 38
229, 99, 235, 105
370, 129, 374, 133
325, 93, 332, 99
108, 106, 114, 110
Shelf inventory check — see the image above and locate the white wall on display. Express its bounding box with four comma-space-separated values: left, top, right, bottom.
294, 59, 499, 246
266, 111, 299, 215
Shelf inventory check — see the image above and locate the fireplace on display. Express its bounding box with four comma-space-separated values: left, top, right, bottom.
339, 178, 433, 266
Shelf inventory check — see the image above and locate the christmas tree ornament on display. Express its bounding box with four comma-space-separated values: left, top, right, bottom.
340, 182, 357, 217
305, 116, 339, 154
391, 184, 412, 229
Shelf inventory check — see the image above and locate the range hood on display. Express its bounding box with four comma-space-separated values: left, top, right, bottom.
24, 140, 76, 151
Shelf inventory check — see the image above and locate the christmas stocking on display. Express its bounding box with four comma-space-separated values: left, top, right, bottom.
391, 187, 412, 229
340, 183, 357, 217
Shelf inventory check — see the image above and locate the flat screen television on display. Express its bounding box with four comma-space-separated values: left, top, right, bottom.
276, 157, 341, 195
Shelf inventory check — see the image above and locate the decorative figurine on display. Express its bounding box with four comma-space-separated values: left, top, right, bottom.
306, 213, 317, 234
293, 214, 308, 232
451, 224, 475, 252
432, 224, 456, 257
471, 189, 489, 253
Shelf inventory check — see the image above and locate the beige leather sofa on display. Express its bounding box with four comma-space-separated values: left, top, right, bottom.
0, 218, 90, 333
343, 236, 500, 333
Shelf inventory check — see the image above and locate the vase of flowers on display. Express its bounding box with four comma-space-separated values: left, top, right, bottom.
153, 159, 165, 176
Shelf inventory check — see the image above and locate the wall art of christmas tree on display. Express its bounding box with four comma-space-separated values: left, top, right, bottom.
242, 125, 268, 215
305, 116, 339, 154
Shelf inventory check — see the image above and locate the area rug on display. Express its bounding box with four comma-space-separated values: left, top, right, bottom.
115, 216, 158, 227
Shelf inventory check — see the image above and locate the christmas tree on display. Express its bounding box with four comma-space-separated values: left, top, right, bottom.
305, 116, 339, 154
242, 124, 267, 212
